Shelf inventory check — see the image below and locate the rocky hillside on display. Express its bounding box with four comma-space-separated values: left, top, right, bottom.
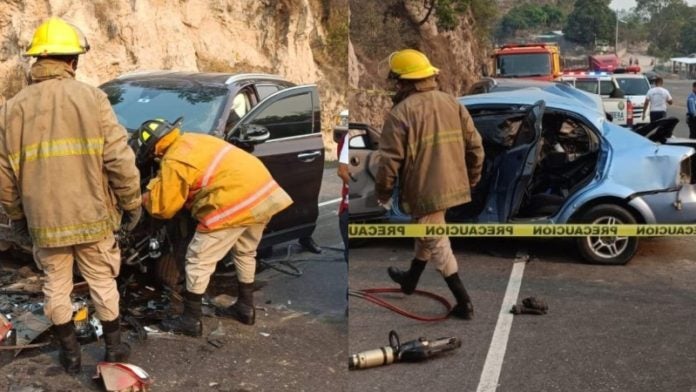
0, 0, 347, 157
350, 0, 491, 128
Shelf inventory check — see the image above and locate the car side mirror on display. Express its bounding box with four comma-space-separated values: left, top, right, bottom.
238, 124, 270, 144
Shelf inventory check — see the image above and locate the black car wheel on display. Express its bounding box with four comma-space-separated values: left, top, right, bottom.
575, 204, 638, 265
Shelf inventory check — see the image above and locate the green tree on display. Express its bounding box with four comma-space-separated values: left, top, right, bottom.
637, 0, 695, 57
541, 4, 565, 28
680, 22, 696, 54
635, 0, 681, 17
415, 0, 496, 32
497, 3, 566, 39
563, 0, 616, 46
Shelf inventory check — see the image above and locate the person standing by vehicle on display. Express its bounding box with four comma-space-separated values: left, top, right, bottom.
337, 132, 350, 262
643, 77, 673, 123
0, 18, 141, 374
375, 49, 484, 319
137, 119, 292, 336
687, 81, 696, 139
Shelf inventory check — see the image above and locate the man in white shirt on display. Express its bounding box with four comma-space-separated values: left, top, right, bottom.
643, 77, 673, 123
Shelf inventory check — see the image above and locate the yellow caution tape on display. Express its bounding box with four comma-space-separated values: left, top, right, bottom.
348, 224, 696, 238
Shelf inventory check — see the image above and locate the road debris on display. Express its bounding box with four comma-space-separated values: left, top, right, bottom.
13, 312, 50, 347
510, 296, 549, 315
209, 294, 235, 308
95, 362, 153, 391
0, 313, 12, 342
207, 339, 223, 348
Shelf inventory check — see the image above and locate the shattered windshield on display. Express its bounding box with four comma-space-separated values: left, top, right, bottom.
100, 80, 228, 133
496, 54, 551, 77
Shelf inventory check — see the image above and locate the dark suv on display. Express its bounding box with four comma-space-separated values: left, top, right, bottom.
99, 71, 324, 248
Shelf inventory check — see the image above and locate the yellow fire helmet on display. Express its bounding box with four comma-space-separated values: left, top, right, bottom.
25, 17, 90, 57
388, 49, 440, 80
135, 117, 183, 167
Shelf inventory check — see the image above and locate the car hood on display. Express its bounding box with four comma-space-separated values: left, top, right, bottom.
603, 121, 695, 191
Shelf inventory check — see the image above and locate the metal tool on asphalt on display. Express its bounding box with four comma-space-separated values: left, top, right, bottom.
348, 288, 452, 321
349, 330, 461, 370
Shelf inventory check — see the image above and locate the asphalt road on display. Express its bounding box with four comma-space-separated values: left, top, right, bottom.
349, 237, 696, 392
0, 166, 348, 392
664, 79, 692, 138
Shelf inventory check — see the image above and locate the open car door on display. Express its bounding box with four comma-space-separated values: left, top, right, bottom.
227, 85, 323, 242
464, 101, 545, 223
494, 100, 545, 221
346, 122, 389, 220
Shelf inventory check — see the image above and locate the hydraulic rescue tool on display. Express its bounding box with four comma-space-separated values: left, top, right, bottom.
348, 330, 461, 370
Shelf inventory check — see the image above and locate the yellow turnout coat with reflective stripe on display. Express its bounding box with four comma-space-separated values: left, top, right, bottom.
0, 59, 141, 247
144, 133, 292, 231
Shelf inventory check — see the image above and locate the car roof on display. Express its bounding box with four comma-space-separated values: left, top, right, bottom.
575, 75, 614, 81
111, 70, 290, 86
479, 78, 564, 89
460, 88, 605, 120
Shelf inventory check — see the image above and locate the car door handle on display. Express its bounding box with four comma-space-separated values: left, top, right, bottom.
297, 151, 321, 161
350, 157, 360, 166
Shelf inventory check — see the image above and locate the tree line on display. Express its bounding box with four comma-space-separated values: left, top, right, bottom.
495, 0, 696, 58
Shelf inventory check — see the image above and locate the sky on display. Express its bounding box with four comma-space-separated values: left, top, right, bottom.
610, 0, 696, 10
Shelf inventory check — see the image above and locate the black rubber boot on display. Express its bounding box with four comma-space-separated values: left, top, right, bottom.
299, 236, 322, 254
217, 281, 255, 325
160, 291, 203, 337
52, 321, 81, 375
388, 258, 427, 295
445, 273, 474, 320
101, 318, 130, 362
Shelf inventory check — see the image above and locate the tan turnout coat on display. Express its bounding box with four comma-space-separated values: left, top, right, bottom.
0, 59, 141, 248
376, 78, 485, 216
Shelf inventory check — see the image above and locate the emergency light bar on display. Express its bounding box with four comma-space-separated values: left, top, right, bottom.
562, 71, 609, 76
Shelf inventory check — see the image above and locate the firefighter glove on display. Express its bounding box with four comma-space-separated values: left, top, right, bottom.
120, 206, 142, 233
11, 218, 31, 246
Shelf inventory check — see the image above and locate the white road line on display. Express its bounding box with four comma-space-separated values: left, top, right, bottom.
476, 260, 527, 392
318, 197, 341, 207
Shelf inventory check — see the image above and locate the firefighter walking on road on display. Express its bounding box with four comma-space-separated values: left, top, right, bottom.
0, 18, 142, 374
376, 49, 485, 319
137, 119, 292, 336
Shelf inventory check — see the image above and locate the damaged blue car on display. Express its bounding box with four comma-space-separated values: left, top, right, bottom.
348, 88, 696, 265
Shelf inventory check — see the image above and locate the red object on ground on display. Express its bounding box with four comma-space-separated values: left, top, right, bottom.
95, 362, 153, 391
0, 314, 11, 343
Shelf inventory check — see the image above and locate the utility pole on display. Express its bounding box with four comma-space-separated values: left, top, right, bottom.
615, 13, 619, 54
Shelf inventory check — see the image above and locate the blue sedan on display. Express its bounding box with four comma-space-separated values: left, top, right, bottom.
348, 88, 696, 265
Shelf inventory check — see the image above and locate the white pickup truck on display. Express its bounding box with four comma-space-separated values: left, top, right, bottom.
566, 73, 631, 127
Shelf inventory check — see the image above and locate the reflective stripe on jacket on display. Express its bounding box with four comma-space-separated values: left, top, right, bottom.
0, 59, 141, 247
144, 133, 292, 231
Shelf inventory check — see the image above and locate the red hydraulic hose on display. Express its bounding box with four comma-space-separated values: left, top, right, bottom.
349, 288, 452, 322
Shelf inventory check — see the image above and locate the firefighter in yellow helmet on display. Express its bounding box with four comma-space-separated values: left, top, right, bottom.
0, 17, 141, 374
136, 118, 292, 337
375, 49, 485, 319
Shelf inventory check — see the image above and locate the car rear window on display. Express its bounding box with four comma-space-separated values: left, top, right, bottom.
615, 77, 650, 96
101, 80, 228, 133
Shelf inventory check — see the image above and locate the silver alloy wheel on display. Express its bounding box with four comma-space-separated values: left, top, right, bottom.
584, 215, 629, 259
